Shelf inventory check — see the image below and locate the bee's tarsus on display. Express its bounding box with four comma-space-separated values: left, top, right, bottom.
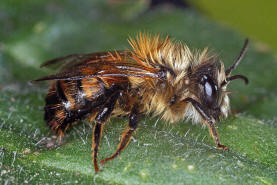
92, 121, 102, 173
217, 144, 229, 152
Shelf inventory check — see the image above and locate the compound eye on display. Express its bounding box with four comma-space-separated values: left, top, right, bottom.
202, 75, 218, 107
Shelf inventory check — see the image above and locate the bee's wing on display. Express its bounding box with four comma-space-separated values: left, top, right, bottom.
40, 51, 129, 71
34, 55, 160, 82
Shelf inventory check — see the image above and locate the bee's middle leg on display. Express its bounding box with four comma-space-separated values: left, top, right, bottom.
100, 105, 140, 165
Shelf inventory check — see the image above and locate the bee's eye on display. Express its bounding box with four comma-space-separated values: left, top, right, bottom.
201, 75, 218, 108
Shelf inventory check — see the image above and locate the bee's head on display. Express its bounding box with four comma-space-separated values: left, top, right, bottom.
192, 61, 223, 121
192, 39, 249, 120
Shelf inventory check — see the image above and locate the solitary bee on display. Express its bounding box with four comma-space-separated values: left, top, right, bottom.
34, 33, 249, 172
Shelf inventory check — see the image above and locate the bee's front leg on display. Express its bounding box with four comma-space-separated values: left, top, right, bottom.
185, 98, 229, 151
207, 119, 229, 151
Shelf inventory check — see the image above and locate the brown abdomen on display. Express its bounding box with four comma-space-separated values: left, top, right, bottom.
44, 79, 105, 136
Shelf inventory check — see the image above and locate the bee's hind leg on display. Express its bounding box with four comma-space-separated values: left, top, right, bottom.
92, 92, 120, 173
100, 105, 140, 166
185, 98, 229, 151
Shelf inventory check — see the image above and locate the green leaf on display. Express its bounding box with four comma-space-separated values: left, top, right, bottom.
1, 1, 277, 184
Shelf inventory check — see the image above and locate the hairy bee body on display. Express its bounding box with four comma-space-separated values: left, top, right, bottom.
36, 33, 248, 172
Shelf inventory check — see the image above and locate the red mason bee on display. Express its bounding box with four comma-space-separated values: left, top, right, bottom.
34, 33, 249, 172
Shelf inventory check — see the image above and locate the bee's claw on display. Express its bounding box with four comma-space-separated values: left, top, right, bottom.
218, 144, 229, 152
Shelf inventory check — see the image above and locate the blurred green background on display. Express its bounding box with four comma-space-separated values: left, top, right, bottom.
0, 0, 277, 184
192, 0, 277, 52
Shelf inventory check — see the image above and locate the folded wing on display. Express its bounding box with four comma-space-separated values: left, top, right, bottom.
34, 51, 160, 82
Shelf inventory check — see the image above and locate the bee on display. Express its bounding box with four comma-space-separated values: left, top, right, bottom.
34, 33, 249, 172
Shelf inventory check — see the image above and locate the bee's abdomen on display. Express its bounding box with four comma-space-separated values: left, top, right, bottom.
44, 79, 103, 136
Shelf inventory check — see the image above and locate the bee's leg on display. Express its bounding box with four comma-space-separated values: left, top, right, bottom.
207, 119, 229, 151
92, 92, 119, 173
100, 105, 140, 165
185, 98, 229, 151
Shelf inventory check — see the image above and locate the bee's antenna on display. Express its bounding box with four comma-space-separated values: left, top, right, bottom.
220, 74, 248, 87
225, 39, 249, 76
